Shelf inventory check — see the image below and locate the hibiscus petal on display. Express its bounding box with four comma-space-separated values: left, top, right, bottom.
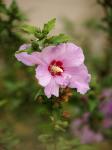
62, 43, 84, 67
15, 44, 44, 66
67, 64, 91, 94
72, 81, 90, 94
15, 52, 43, 66
35, 65, 51, 86
55, 73, 71, 87
41, 43, 84, 67
19, 44, 31, 50
41, 44, 66, 64
41, 46, 56, 64
44, 79, 59, 98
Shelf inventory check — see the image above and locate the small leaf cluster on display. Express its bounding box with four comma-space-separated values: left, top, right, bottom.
20, 18, 71, 53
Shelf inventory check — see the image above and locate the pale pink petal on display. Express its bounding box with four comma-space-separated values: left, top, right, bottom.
62, 43, 84, 67
41, 43, 84, 67
44, 79, 59, 98
19, 44, 31, 50
15, 52, 43, 66
41, 44, 66, 64
31, 52, 46, 65
67, 64, 91, 94
72, 82, 90, 94
15, 44, 44, 66
55, 73, 71, 87
35, 65, 51, 86
41, 46, 56, 64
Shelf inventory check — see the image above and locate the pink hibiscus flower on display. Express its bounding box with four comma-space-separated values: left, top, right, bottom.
15, 43, 91, 98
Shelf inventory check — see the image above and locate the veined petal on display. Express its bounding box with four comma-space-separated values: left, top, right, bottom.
55, 73, 71, 87
68, 64, 91, 94
44, 79, 59, 98
41, 46, 56, 64
15, 52, 43, 66
35, 65, 51, 86
41, 44, 66, 64
62, 43, 84, 67
71, 81, 90, 94
41, 43, 84, 67
15, 44, 44, 66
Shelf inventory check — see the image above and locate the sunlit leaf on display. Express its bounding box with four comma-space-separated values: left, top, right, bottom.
42, 18, 56, 34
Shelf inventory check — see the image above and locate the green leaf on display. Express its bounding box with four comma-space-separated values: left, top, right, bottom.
20, 24, 41, 35
34, 32, 44, 39
42, 18, 56, 34
47, 34, 71, 44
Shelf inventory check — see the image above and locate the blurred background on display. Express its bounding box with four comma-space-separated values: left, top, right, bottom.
0, 0, 112, 149
4, 0, 103, 26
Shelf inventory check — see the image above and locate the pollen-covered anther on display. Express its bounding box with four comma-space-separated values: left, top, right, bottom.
51, 65, 63, 74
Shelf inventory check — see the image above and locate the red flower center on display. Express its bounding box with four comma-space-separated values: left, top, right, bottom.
48, 60, 64, 76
